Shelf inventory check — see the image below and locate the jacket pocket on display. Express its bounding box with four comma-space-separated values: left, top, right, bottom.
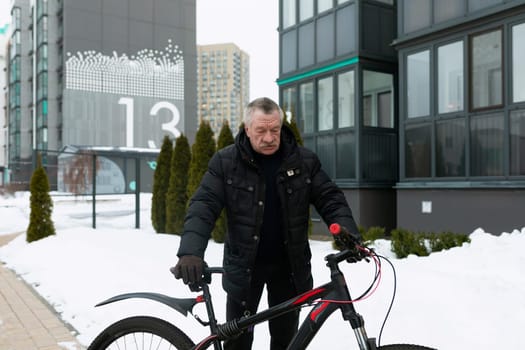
225, 176, 257, 216
283, 175, 311, 212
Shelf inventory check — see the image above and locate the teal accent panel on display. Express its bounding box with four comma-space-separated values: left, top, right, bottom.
277, 57, 359, 85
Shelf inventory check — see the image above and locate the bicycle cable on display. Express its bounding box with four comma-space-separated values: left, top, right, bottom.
375, 253, 397, 347
316, 244, 398, 348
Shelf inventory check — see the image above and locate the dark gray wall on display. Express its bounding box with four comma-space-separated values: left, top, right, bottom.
311, 188, 397, 235
397, 188, 525, 234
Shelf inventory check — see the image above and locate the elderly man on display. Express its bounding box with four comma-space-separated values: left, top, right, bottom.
173, 97, 360, 350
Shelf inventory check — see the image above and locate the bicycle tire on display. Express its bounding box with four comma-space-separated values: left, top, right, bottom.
87, 316, 195, 350
378, 345, 436, 350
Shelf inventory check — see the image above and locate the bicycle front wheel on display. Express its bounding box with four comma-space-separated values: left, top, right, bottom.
378, 345, 436, 350
87, 316, 195, 350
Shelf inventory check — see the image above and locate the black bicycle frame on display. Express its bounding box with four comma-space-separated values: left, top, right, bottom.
193, 250, 376, 350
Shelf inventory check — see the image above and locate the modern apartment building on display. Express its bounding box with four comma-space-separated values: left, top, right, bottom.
278, 0, 398, 233
278, 0, 525, 234
197, 43, 249, 137
0, 25, 8, 186
6, 0, 197, 189
395, 0, 525, 233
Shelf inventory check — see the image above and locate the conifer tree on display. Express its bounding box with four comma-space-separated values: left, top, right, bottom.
284, 108, 304, 146
187, 120, 216, 201
212, 121, 234, 243
151, 135, 173, 233
27, 154, 56, 242
166, 134, 191, 235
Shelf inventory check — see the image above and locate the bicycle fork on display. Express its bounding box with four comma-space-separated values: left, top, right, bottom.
342, 304, 376, 350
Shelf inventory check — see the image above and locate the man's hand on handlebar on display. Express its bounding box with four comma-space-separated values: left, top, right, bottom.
170, 255, 206, 292
329, 223, 370, 263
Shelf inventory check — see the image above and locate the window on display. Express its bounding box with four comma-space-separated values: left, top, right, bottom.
407, 50, 430, 118
299, 82, 314, 133
363, 70, 394, 128
318, 0, 333, 13
512, 23, 525, 103
438, 41, 464, 114
299, 23, 315, 68
281, 31, 297, 73
338, 70, 355, 128
403, 0, 431, 33
318, 76, 333, 131
436, 119, 466, 177
282, 0, 296, 29
317, 14, 334, 62
470, 29, 502, 110
468, 0, 502, 12
336, 132, 356, 178
405, 124, 431, 178
470, 113, 504, 176
336, 4, 356, 55
300, 0, 313, 21
282, 86, 297, 124
510, 110, 525, 175
434, 0, 465, 23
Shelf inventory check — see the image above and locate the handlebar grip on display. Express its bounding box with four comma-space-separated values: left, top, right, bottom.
329, 223, 357, 249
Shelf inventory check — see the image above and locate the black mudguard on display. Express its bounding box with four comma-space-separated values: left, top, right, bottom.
95, 292, 198, 316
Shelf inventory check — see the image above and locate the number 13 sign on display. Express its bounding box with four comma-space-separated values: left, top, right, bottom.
119, 97, 181, 149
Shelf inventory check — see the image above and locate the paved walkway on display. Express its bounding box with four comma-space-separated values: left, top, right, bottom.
0, 233, 85, 350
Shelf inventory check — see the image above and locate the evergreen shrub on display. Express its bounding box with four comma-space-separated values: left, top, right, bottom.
27, 154, 56, 242
166, 134, 191, 235
212, 121, 234, 243
151, 135, 173, 233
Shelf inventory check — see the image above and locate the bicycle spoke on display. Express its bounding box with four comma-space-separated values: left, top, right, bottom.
103, 332, 177, 350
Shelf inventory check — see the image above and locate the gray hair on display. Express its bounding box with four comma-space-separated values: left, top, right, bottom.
243, 97, 284, 127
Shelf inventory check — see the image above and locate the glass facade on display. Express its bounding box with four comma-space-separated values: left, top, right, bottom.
338, 70, 355, 128
438, 41, 464, 114
470, 29, 502, 110
282, 86, 297, 124
407, 50, 430, 118
512, 23, 525, 103
400, 17, 525, 181
434, 0, 465, 23
402, 0, 510, 35
403, 0, 431, 33
282, 0, 296, 29
300, 0, 314, 21
363, 71, 394, 128
510, 110, 525, 176
436, 119, 466, 177
299, 82, 314, 133
470, 113, 504, 176
318, 76, 333, 131
405, 124, 431, 178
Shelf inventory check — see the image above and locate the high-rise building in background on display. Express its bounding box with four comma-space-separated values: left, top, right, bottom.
5, 0, 197, 189
0, 22, 8, 185
197, 43, 249, 137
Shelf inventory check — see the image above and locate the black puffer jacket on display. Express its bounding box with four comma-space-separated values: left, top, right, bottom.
177, 125, 359, 304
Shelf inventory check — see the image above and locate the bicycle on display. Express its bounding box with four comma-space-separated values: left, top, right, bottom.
87, 224, 436, 350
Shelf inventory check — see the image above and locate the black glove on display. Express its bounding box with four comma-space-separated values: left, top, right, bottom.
171, 255, 205, 285
329, 223, 368, 263
346, 244, 370, 263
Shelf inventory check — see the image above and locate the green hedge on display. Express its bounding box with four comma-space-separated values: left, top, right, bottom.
333, 225, 470, 259
391, 228, 470, 259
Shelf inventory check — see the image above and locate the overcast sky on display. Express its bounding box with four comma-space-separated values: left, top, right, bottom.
196, 0, 279, 101
0, 0, 280, 101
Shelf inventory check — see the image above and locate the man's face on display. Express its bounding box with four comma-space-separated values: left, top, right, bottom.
245, 109, 281, 155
